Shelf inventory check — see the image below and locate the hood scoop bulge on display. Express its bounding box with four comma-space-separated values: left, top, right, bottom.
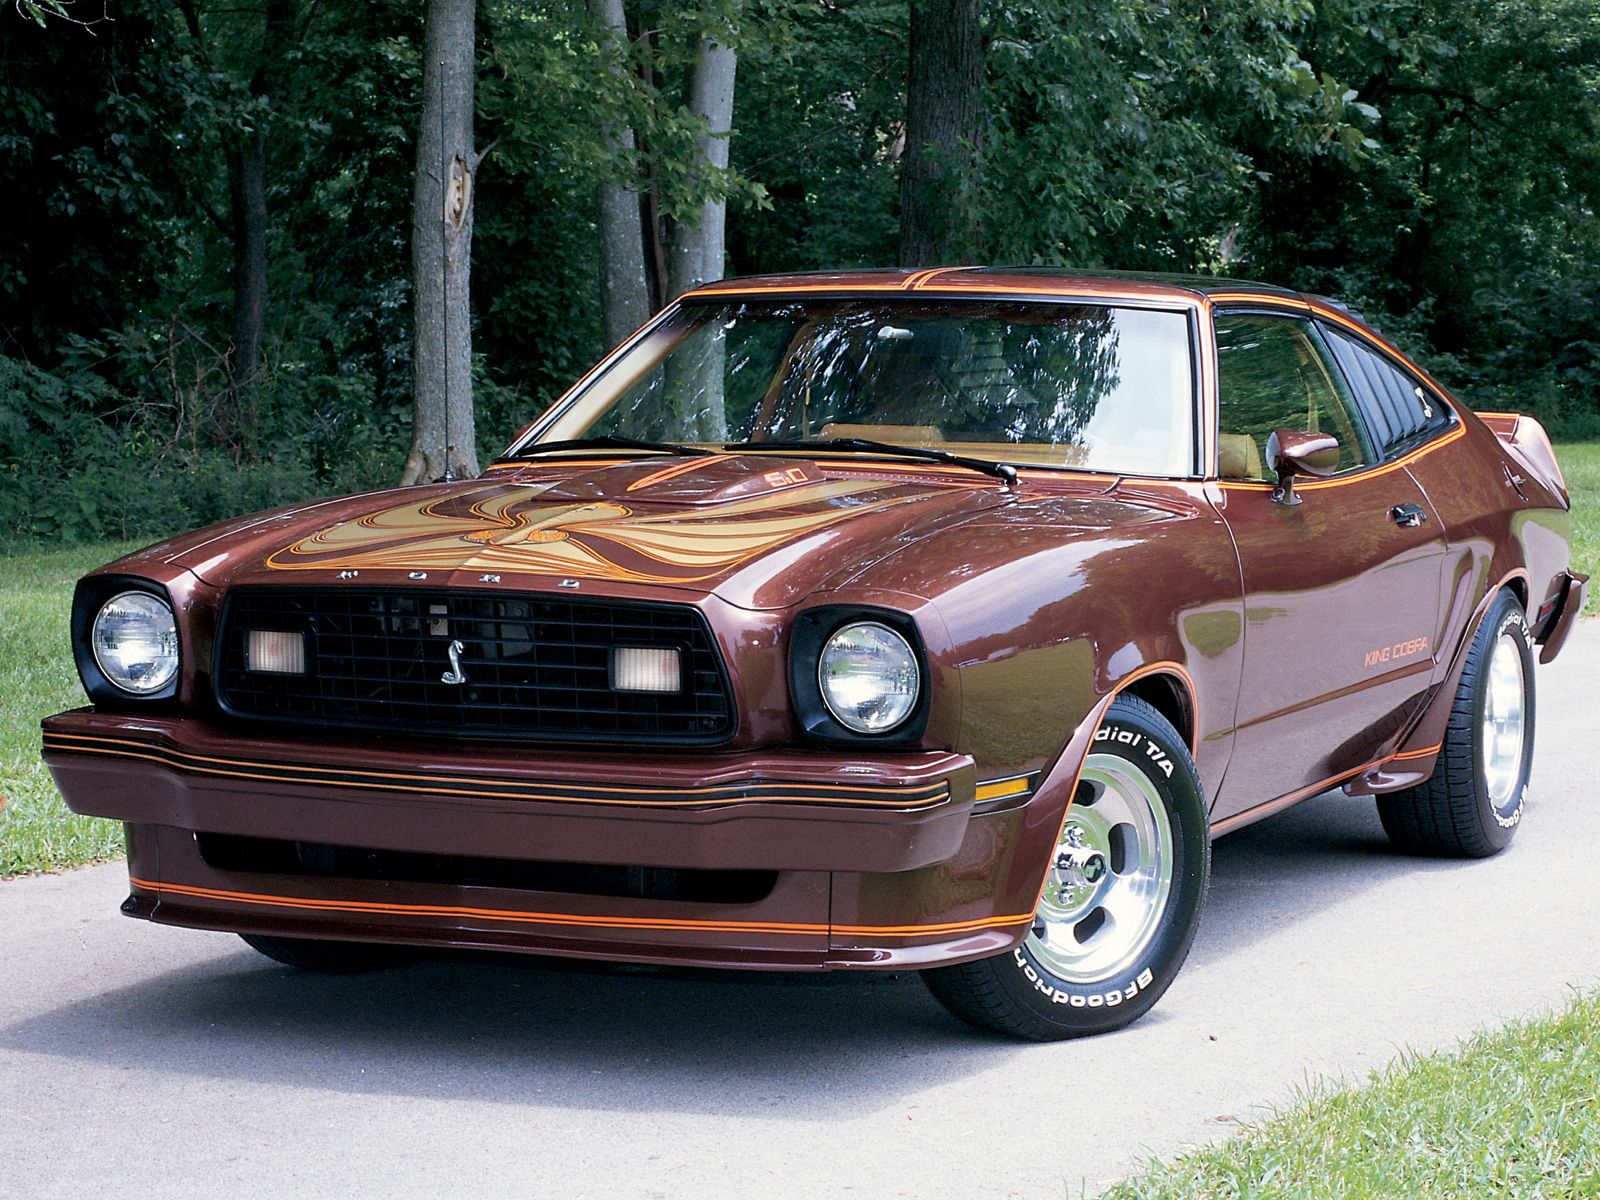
540, 454, 826, 507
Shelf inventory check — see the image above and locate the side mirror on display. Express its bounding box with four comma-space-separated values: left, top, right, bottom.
1265, 428, 1340, 506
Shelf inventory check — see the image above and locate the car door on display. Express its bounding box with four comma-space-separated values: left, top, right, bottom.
1209, 310, 1446, 822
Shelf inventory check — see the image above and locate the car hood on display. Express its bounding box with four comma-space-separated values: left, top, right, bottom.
157, 455, 1027, 610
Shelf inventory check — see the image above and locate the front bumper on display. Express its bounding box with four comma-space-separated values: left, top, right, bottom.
43, 709, 1036, 970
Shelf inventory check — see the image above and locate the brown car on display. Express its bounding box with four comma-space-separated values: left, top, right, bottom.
44, 269, 1586, 1040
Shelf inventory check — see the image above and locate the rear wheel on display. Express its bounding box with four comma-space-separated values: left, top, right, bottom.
922, 696, 1210, 1040
240, 933, 416, 973
1377, 590, 1535, 857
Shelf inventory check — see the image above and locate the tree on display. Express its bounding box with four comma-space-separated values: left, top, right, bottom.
6, 0, 1600, 546
729, 0, 903, 274
177, 0, 300, 451
1264, 0, 1600, 431
401, 0, 482, 485
666, 21, 739, 298
590, 0, 652, 349
223, 0, 296, 447
898, 0, 982, 267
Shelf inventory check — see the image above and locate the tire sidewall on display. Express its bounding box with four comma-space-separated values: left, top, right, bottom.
997, 699, 1209, 1035
1471, 597, 1536, 844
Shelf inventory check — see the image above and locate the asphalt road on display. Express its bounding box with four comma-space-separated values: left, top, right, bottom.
4, 622, 1598, 1200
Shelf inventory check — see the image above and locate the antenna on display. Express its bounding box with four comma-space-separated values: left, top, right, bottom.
439, 56, 455, 483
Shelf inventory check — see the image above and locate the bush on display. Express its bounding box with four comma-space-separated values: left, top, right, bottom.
0, 348, 404, 547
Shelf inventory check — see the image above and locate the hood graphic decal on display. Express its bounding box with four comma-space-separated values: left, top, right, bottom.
264, 480, 926, 584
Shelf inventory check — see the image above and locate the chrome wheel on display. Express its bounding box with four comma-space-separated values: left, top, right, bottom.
1480, 630, 1527, 810
1376, 592, 1533, 859
1028, 754, 1175, 984
923, 696, 1208, 1040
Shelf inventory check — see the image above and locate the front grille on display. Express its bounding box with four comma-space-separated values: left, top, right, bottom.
197, 833, 776, 904
215, 588, 735, 743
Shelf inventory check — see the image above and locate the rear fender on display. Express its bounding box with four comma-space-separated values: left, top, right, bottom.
1476, 412, 1570, 508
1346, 569, 1529, 795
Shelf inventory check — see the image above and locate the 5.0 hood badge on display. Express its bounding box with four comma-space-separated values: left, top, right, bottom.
441, 638, 469, 685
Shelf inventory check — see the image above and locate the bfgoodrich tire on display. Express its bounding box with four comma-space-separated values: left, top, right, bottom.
1377, 589, 1535, 858
240, 934, 416, 973
922, 695, 1210, 1040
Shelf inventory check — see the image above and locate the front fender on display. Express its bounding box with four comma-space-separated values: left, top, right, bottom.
874, 484, 1243, 803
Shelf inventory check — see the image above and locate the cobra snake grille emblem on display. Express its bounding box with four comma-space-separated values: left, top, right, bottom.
440, 638, 469, 686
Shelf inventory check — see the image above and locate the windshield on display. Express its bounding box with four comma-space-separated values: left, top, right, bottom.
525, 299, 1196, 475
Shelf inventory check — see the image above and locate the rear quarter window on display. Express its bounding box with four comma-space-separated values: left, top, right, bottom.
1319, 323, 1454, 459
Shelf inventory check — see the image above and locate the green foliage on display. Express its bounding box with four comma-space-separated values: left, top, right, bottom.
732, 1, 905, 271
1559, 442, 1600, 614
975, 0, 1369, 268
0, 541, 139, 877
0, 336, 401, 543
1237, 0, 1600, 436
13, 1, 72, 25
0, 0, 614, 545
1102, 990, 1600, 1197
0, 0, 1595, 547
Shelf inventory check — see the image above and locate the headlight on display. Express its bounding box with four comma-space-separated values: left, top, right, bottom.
817, 621, 920, 734
91, 591, 179, 695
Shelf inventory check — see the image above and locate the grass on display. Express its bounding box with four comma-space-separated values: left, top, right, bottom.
0, 540, 140, 875
1102, 991, 1600, 1198
1558, 442, 1600, 614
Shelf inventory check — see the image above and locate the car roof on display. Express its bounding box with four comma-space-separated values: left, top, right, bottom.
683, 266, 1306, 304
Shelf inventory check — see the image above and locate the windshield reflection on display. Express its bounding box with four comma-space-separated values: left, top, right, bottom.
533, 299, 1195, 476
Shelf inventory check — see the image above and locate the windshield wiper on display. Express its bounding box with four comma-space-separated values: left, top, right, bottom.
723, 437, 1018, 488
501, 435, 717, 460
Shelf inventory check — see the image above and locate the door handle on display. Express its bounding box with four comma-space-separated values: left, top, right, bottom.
1389, 502, 1429, 528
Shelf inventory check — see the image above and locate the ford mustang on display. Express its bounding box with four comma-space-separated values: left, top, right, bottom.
43, 268, 1586, 1039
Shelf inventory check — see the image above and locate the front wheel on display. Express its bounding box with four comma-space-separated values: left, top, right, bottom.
923, 695, 1210, 1040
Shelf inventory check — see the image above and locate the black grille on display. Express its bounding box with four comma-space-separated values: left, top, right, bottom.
215, 588, 735, 743
197, 834, 775, 904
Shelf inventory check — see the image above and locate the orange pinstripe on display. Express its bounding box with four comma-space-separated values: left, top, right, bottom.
43, 731, 951, 811
1391, 742, 1445, 762
625, 455, 732, 492
129, 877, 1032, 940
1214, 422, 1468, 493
1210, 741, 1446, 836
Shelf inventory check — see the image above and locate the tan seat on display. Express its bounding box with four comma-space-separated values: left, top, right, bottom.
1217, 433, 1263, 481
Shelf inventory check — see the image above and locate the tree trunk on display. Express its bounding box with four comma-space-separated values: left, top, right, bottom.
666, 31, 737, 300
636, 36, 670, 312
898, 0, 983, 267
401, 0, 480, 485
214, 0, 295, 457
663, 29, 737, 442
591, 0, 651, 350
225, 138, 267, 454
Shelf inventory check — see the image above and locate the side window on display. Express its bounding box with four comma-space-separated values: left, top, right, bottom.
1319, 324, 1453, 458
1214, 313, 1374, 482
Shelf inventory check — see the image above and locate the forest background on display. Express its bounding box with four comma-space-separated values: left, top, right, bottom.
2, 0, 1596, 543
